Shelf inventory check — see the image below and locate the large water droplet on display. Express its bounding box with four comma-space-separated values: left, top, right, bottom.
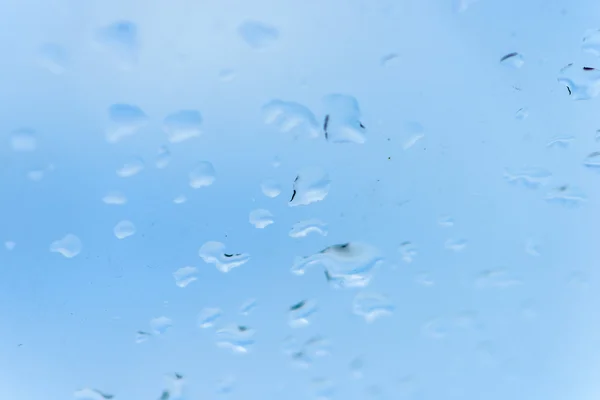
199, 241, 250, 273
261, 179, 282, 198
249, 209, 274, 229
198, 307, 223, 328
262, 100, 319, 138
10, 128, 37, 151
582, 29, 600, 56
215, 325, 255, 353
289, 219, 328, 238
50, 234, 82, 258
558, 64, 600, 100
116, 157, 144, 177
150, 316, 173, 335
238, 21, 279, 49
504, 167, 551, 189
288, 299, 318, 328
38, 43, 68, 74
163, 110, 202, 143
352, 292, 394, 323
106, 103, 148, 143
499, 52, 524, 68
102, 191, 127, 205
323, 94, 366, 144
173, 266, 198, 288
114, 220, 136, 239
289, 167, 331, 206
292, 242, 383, 288
189, 161, 216, 188
73, 388, 114, 400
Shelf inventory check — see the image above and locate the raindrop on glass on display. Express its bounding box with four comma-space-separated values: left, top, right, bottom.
582, 29, 600, 56
114, 220, 136, 239
545, 185, 587, 207
289, 167, 331, 206
116, 157, 144, 177
262, 100, 319, 138
73, 388, 114, 400
106, 103, 148, 144
261, 179, 282, 198
198, 307, 223, 328
96, 20, 139, 68
10, 128, 36, 152
37, 43, 68, 74
215, 325, 256, 354
240, 298, 257, 316
189, 161, 216, 188
199, 241, 250, 273
323, 94, 366, 144
238, 20, 279, 49
499, 52, 524, 68
583, 151, 600, 171
150, 316, 173, 335
399, 241, 417, 263
163, 110, 202, 143
558, 64, 600, 100
352, 292, 394, 323
155, 146, 171, 169
173, 195, 187, 204
444, 238, 467, 252
515, 107, 529, 120
50, 234, 82, 258
546, 136, 574, 149
102, 191, 127, 205
288, 299, 318, 328
173, 266, 198, 288
249, 209, 274, 229
504, 167, 551, 189
289, 219, 328, 238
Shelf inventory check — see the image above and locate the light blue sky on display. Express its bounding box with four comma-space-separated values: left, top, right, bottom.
1, 0, 600, 399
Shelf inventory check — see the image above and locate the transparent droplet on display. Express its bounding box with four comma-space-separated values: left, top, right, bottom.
311, 378, 335, 400
583, 151, 600, 170
582, 29, 600, 56
558, 64, 600, 100
323, 94, 366, 144
262, 100, 319, 138
189, 161, 216, 188
438, 215, 454, 227
475, 269, 522, 289
380, 53, 400, 67
173, 266, 198, 288
163, 373, 185, 399
499, 52, 524, 68
525, 238, 541, 256
116, 157, 144, 177
289, 219, 328, 238
4, 241, 16, 251
38, 43, 68, 74
504, 167, 551, 189
106, 103, 148, 144
150, 316, 173, 335
114, 220, 136, 239
198, 307, 223, 328
349, 356, 364, 379
292, 242, 383, 288
173, 195, 187, 204
545, 185, 587, 207
240, 298, 257, 316
304, 336, 331, 358
10, 128, 37, 151
249, 209, 274, 229
421, 318, 447, 339
289, 167, 331, 206
353, 292, 394, 323
272, 156, 281, 168
135, 330, 151, 343
399, 241, 417, 263
546, 136, 574, 149
454, 0, 479, 12
444, 238, 467, 252
96, 20, 139, 68
163, 110, 202, 143
73, 388, 114, 400
520, 299, 537, 319
260, 179, 282, 198
219, 68, 236, 82
288, 299, 318, 328
27, 168, 47, 182
216, 375, 236, 394
215, 325, 255, 353
102, 191, 127, 205
403, 133, 425, 150
155, 146, 171, 169
515, 107, 529, 120
238, 20, 279, 49
199, 241, 250, 273
415, 271, 434, 286
50, 234, 82, 258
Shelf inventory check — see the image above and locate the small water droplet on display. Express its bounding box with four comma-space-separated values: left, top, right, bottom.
545, 185, 587, 207
421, 318, 446, 339
106, 103, 148, 143
10, 128, 36, 151
262, 100, 319, 138
73, 388, 114, 400
198, 307, 223, 328
4, 241, 16, 251
353, 292, 394, 323
525, 238, 541, 256
289, 219, 328, 238
155, 146, 171, 169
238, 20, 279, 49
199, 241, 249, 273
349, 356, 364, 379
50, 234, 82, 258
215, 324, 256, 353
583, 151, 600, 170
515, 107, 529, 120
96, 20, 139, 68
558, 64, 600, 100
260, 179, 282, 198
475, 269, 522, 288
380, 53, 400, 67
582, 29, 600, 56
102, 191, 127, 205
311, 378, 335, 400
240, 298, 257, 316
323, 94, 366, 144
399, 241, 417, 263
288, 299, 318, 328
163, 110, 202, 143
116, 157, 144, 177
504, 167, 551, 189
444, 238, 467, 252
438, 215, 454, 227
546, 136, 574, 149
415, 271, 434, 286
173, 266, 198, 288
189, 161, 216, 188
289, 167, 331, 206
216, 375, 236, 394
173, 195, 187, 204
249, 209, 274, 229
38, 43, 68, 74
150, 316, 172, 335
135, 330, 151, 343
114, 220, 136, 239
499, 52, 524, 68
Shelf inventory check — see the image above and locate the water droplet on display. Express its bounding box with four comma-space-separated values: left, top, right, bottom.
216, 375, 236, 394
4, 241, 16, 251
582, 29, 600, 56
476, 341, 496, 366
50, 234, 82, 258
380, 53, 400, 67
558, 64, 600, 100
173, 266, 198, 288
150, 316, 173, 335
403, 133, 425, 150
163, 110, 202, 143
504, 167, 551, 189
289, 219, 328, 238
260, 179, 282, 198
520, 299, 537, 319
421, 318, 447, 339
595, 129, 600, 141
289, 167, 331, 206
155, 146, 171, 169
262, 100, 319, 138
545, 185, 587, 207
454, 0, 479, 12
116, 157, 144, 177
199, 241, 250, 273
135, 330, 151, 343
189, 161, 216, 188
444, 238, 467, 252
288, 299, 318, 328
415, 271, 434, 286
113, 220, 136, 239
323, 94, 366, 144
240, 298, 257, 316
350, 357, 364, 379
568, 270, 589, 288
311, 378, 335, 400
73, 388, 114, 400
10, 128, 36, 151
173, 195, 187, 204
292, 242, 383, 288
238, 20, 279, 49
249, 209, 274, 229
272, 156, 281, 168
583, 151, 600, 170
525, 238, 541, 256
96, 20, 139, 68
219, 68, 236, 82
106, 103, 148, 144
27, 167, 47, 182
102, 191, 127, 205
215, 325, 256, 353
499, 52, 524, 68
515, 107, 529, 120
546, 136, 574, 149
198, 307, 223, 328
399, 241, 417, 263
163, 373, 185, 399
454, 310, 480, 329
353, 292, 394, 323
438, 215, 454, 227
475, 269, 522, 288
38, 43, 68, 74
